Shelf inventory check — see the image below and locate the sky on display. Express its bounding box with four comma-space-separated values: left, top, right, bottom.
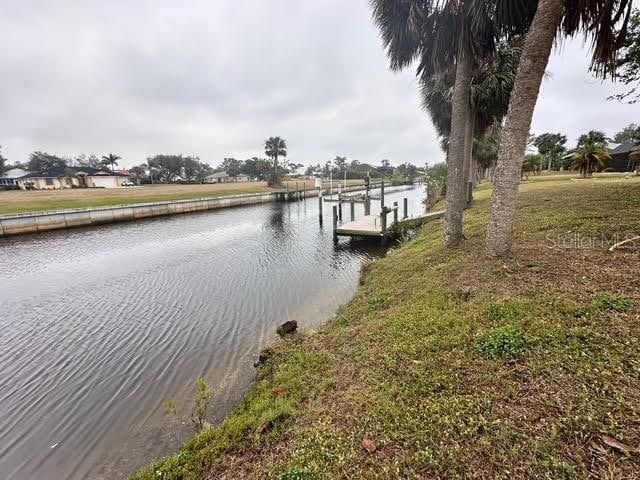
0, 0, 637, 169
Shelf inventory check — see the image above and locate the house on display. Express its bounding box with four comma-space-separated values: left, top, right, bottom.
0, 167, 31, 188
231, 174, 249, 182
204, 171, 230, 183
15, 167, 128, 190
607, 141, 640, 172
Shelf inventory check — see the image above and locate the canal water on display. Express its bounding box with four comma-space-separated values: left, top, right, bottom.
0, 186, 426, 479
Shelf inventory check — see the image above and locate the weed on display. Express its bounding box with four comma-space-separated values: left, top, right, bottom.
277, 466, 314, 480
191, 378, 213, 432
476, 327, 526, 359
486, 301, 523, 323
590, 293, 633, 312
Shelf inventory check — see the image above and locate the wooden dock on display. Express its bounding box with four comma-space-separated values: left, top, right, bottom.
335, 210, 445, 241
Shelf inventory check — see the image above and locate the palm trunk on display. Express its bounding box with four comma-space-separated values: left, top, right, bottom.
463, 111, 475, 207
444, 48, 473, 247
485, 0, 565, 258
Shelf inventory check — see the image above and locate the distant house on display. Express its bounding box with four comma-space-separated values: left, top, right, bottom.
15, 167, 128, 190
0, 167, 31, 188
232, 174, 249, 182
607, 141, 640, 172
204, 171, 230, 184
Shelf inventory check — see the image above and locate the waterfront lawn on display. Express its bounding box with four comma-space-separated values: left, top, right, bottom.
0, 180, 362, 215
132, 176, 640, 480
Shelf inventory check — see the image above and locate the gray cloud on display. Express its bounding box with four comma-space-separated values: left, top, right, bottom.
0, 0, 637, 169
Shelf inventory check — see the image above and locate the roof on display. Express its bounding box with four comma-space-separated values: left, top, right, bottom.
206, 171, 229, 178
17, 166, 119, 179
608, 141, 640, 156
0, 167, 31, 179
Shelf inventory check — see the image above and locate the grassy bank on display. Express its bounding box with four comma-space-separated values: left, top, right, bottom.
0, 180, 365, 215
133, 176, 640, 479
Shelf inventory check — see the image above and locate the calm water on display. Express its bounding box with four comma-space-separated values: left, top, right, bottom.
0, 186, 426, 479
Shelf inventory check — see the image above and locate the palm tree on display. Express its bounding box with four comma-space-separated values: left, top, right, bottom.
264, 137, 287, 187
372, 1, 534, 247
486, 0, 633, 258
101, 153, 121, 173
571, 143, 611, 177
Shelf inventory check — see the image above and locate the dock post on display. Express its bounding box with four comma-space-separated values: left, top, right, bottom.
364, 197, 370, 216
380, 180, 385, 208
338, 199, 342, 221
332, 206, 338, 244
393, 201, 398, 224
318, 191, 323, 225
380, 207, 388, 246
350, 201, 355, 221
403, 198, 408, 218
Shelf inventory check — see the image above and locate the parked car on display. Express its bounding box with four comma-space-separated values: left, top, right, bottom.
121, 180, 135, 187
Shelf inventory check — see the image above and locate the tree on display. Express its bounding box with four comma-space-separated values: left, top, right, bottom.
532, 133, 567, 170
264, 137, 287, 187
147, 155, 185, 182
522, 153, 543, 179
334, 156, 347, 173
486, 0, 632, 258
220, 158, 242, 177
612, 123, 640, 143
571, 143, 612, 177
101, 153, 121, 173
129, 164, 148, 184
577, 130, 608, 147
372, 0, 536, 247
609, 8, 640, 104
183, 157, 211, 182
75, 154, 103, 169
0, 146, 6, 175
28, 151, 67, 171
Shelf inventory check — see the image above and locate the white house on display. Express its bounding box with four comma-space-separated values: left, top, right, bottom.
204, 171, 230, 184
0, 167, 31, 188
15, 167, 128, 190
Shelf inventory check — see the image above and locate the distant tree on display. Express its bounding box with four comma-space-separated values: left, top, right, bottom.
147, 155, 184, 182
333, 156, 347, 173
532, 133, 567, 170
475, 131, 500, 178
287, 162, 303, 174
75, 154, 103, 169
183, 156, 211, 182
0, 146, 6, 175
220, 158, 242, 176
264, 137, 287, 187
609, 9, 640, 104
28, 151, 67, 171
380, 159, 390, 169
577, 131, 608, 148
350, 159, 360, 170
612, 123, 640, 144
571, 143, 612, 177
129, 164, 148, 184
101, 153, 121, 173
397, 162, 419, 179
522, 153, 544, 179
304, 163, 322, 177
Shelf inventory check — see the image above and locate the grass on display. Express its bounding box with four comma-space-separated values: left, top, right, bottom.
132, 175, 640, 480
0, 180, 364, 215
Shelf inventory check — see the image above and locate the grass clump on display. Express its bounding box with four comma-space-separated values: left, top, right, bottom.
486, 301, 524, 323
590, 293, 633, 312
476, 327, 526, 359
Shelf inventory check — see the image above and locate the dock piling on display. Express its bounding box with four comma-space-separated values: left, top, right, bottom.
318, 191, 323, 225
332, 206, 338, 244
338, 199, 342, 221
350, 201, 355, 221
393, 201, 398, 224
380, 180, 385, 208
403, 198, 408, 219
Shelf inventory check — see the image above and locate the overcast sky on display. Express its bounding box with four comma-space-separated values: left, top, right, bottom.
1, 0, 637, 169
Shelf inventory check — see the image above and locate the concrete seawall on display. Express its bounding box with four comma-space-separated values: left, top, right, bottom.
0, 185, 373, 238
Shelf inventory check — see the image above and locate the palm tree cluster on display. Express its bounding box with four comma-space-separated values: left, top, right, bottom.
371, 0, 632, 257
571, 143, 612, 177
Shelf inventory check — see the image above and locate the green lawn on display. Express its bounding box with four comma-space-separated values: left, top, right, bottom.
133, 176, 640, 480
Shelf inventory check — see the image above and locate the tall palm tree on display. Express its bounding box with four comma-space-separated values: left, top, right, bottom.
264, 137, 287, 187
486, 0, 633, 258
101, 153, 121, 173
571, 143, 611, 177
372, 0, 534, 246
